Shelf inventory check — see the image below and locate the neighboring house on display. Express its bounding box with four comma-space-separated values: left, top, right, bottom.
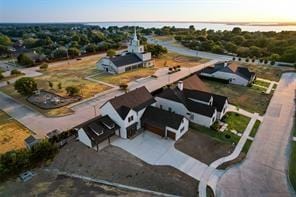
100, 87, 157, 139
96, 28, 153, 74
155, 81, 228, 127
24, 135, 39, 150
77, 115, 119, 151
142, 106, 189, 140
199, 61, 256, 86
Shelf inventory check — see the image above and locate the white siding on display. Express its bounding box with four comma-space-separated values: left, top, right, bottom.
155, 97, 215, 127
166, 117, 189, 140
78, 129, 92, 148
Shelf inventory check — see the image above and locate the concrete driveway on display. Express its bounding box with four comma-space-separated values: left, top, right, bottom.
216, 72, 296, 197
112, 131, 208, 181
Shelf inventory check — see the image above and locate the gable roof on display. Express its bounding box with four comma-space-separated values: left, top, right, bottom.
156, 88, 216, 117
141, 106, 184, 130
109, 53, 142, 67
183, 75, 209, 92
107, 87, 156, 119
236, 67, 256, 81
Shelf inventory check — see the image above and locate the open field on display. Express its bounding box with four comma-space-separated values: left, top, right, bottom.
0, 110, 31, 154
92, 67, 156, 85
0, 55, 111, 117
240, 63, 293, 81
203, 79, 272, 115
0, 170, 152, 196
175, 129, 234, 165
223, 112, 251, 133
49, 140, 198, 196
154, 52, 209, 69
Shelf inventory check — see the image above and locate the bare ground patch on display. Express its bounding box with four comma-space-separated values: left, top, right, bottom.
49, 140, 198, 196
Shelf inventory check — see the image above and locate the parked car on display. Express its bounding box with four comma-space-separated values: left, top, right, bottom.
19, 171, 36, 182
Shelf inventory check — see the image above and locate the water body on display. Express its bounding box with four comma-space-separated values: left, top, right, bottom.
86, 22, 296, 32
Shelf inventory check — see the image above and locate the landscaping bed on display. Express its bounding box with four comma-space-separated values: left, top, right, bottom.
175, 129, 235, 165
203, 79, 272, 115
50, 140, 198, 196
242, 139, 253, 154
253, 80, 270, 88
0, 110, 31, 154
250, 120, 261, 138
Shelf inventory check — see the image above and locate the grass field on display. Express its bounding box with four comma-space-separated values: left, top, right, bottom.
242, 139, 253, 154
223, 112, 251, 133
203, 79, 272, 115
92, 67, 156, 85
0, 55, 110, 117
289, 120, 296, 192
0, 110, 31, 154
240, 63, 292, 81
250, 120, 261, 138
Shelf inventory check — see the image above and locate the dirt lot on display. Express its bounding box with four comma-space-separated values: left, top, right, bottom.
0, 110, 31, 154
175, 130, 234, 165
49, 140, 198, 196
0, 170, 152, 197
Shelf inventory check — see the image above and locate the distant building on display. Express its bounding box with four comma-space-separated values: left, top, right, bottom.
24, 135, 39, 150
199, 61, 256, 86
96, 28, 153, 74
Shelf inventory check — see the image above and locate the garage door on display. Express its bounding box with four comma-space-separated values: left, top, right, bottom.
167, 130, 176, 140
143, 123, 165, 137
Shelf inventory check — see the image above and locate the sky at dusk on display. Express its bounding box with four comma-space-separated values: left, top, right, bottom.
0, 0, 295, 23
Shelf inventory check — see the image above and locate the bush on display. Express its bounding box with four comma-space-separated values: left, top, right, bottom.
245, 58, 250, 62
0, 73, 3, 80
270, 61, 275, 65
232, 57, 236, 61
106, 49, 116, 57
10, 69, 22, 75
14, 77, 38, 96
17, 53, 34, 66
119, 83, 128, 91
264, 59, 269, 64
39, 63, 48, 70
238, 57, 241, 61
65, 86, 80, 96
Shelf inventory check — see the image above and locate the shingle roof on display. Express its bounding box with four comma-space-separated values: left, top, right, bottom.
109, 53, 142, 67
183, 75, 209, 92
141, 106, 184, 130
107, 87, 156, 119
212, 94, 228, 112
156, 88, 216, 117
236, 67, 256, 81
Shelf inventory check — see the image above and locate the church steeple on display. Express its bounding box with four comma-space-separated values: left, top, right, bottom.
128, 27, 144, 54
133, 27, 138, 41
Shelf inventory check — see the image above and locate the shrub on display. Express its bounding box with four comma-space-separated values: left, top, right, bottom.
0, 73, 3, 80
48, 81, 53, 89
238, 57, 241, 61
252, 59, 255, 63
245, 58, 250, 62
119, 83, 128, 91
39, 63, 48, 70
57, 82, 62, 90
14, 77, 37, 96
65, 86, 80, 96
259, 59, 264, 63
264, 59, 269, 64
270, 61, 275, 65
232, 57, 236, 61
11, 69, 22, 75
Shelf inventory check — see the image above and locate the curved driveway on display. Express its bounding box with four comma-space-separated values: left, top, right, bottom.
216, 72, 296, 197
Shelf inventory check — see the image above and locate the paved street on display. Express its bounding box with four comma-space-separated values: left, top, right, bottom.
216, 72, 296, 197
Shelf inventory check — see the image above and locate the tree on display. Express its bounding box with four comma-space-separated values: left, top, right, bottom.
66, 86, 80, 96
0, 33, 12, 46
17, 53, 34, 66
0, 73, 4, 80
232, 27, 242, 34
10, 69, 22, 75
106, 49, 116, 57
249, 46, 261, 58
211, 45, 224, 54
14, 77, 37, 96
145, 44, 168, 57
269, 53, 280, 62
189, 25, 195, 31
68, 47, 80, 57
225, 42, 238, 53
53, 48, 67, 58
280, 47, 296, 63
85, 44, 97, 53
232, 35, 245, 45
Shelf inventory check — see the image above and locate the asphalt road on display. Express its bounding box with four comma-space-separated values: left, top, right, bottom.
216, 72, 296, 197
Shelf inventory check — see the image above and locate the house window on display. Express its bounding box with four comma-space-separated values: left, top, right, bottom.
128, 116, 134, 123
180, 127, 185, 133
212, 116, 215, 123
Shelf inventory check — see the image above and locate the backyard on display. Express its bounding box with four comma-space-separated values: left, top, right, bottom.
222, 112, 251, 133
175, 129, 235, 164
0, 110, 31, 154
202, 79, 272, 115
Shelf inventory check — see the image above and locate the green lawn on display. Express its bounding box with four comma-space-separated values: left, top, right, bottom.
223, 112, 251, 133
250, 120, 261, 138
190, 123, 240, 144
242, 139, 253, 154
203, 79, 272, 115
253, 80, 270, 88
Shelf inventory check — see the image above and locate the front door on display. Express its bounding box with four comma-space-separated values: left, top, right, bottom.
127, 123, 137, 138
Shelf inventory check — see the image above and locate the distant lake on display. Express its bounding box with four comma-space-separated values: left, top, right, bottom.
86, 22, 296, 32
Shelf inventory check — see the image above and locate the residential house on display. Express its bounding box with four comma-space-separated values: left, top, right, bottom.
96, 28, 153, 74
155, 81, 228, 127
199, 61, 256, 86
24, 135, 39, 150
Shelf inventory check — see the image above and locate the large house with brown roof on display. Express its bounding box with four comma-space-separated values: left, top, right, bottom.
199, 61, 256, 86
99, 87, 189, 140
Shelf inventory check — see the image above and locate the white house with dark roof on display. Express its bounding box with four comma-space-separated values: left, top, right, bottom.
96, 28, 153, 74
199, 61, 256, 86
155, 81, 228, 127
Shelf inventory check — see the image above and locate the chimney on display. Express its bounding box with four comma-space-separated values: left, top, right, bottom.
177, 81, 183, 91
224, 61, 228, 67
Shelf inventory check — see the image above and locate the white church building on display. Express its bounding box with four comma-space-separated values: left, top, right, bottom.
96, 29, 154, 74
